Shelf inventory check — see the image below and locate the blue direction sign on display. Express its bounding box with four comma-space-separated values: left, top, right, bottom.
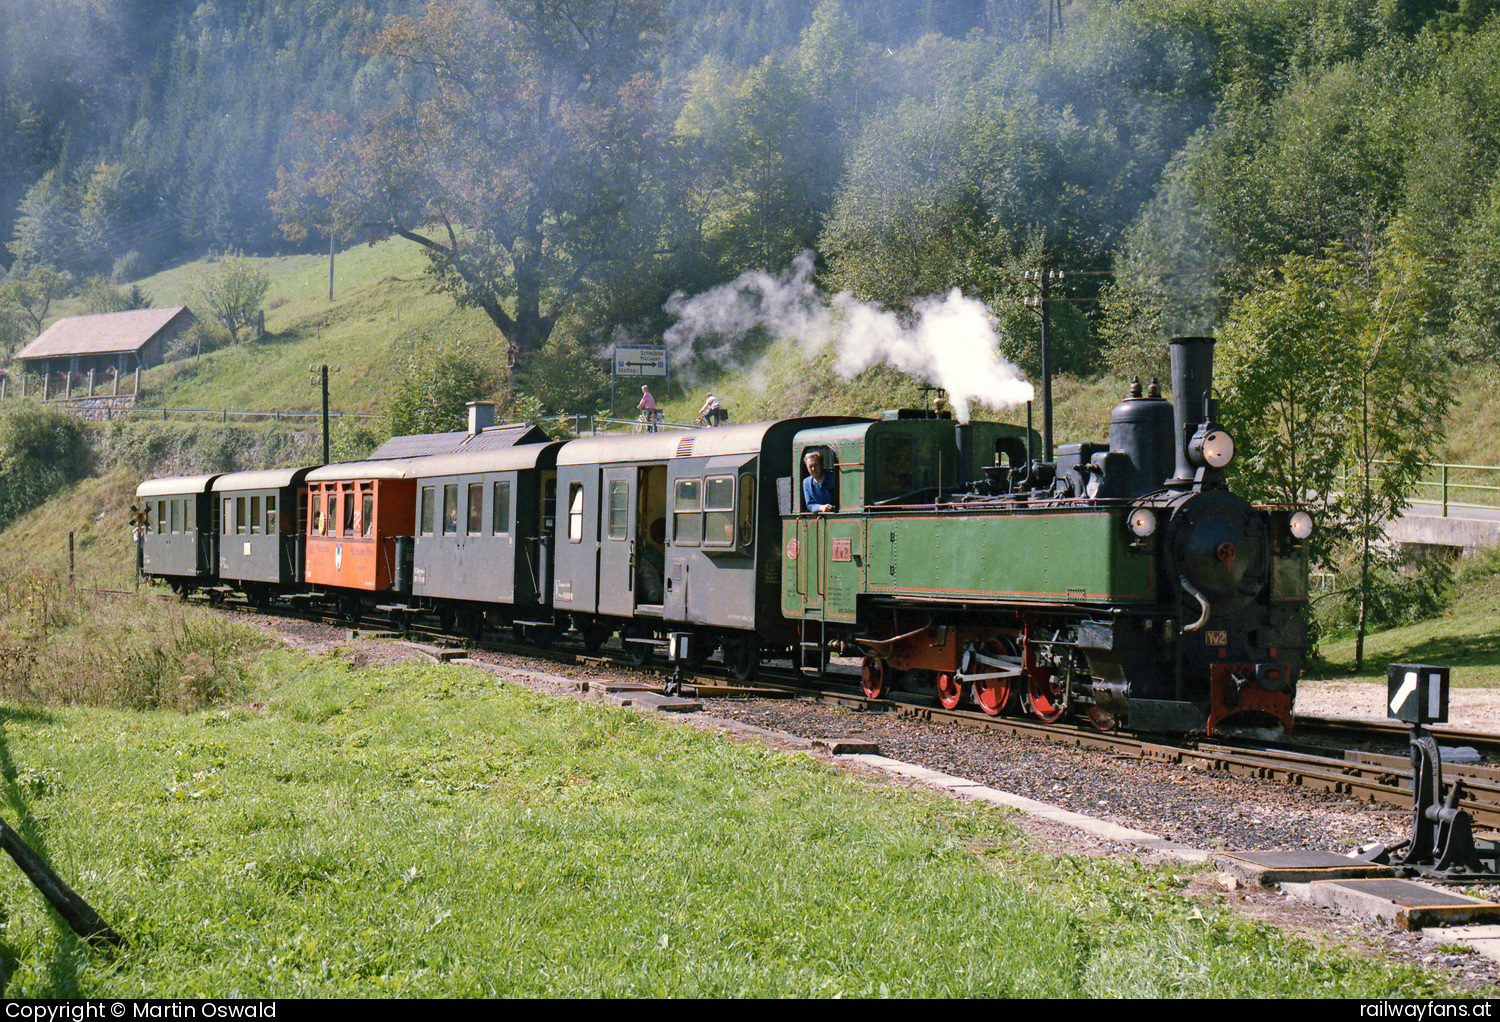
614, 345, 667, 377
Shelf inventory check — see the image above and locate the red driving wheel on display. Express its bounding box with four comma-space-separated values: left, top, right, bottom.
1023, 624, 1068, 723
972, 638, 1016, 717
936, 671, 964, 710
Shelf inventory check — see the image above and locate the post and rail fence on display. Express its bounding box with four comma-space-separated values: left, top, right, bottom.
1336, 461, 1500, 516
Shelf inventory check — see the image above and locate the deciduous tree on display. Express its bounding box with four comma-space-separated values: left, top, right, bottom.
1217, 226, 1451, 669
0, 263, 73, 335
272, 0, 668, 405
191, 255, 270, 342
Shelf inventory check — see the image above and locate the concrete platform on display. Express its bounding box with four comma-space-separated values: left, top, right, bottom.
1286, 877, 1500, 931
585, 681, 703, 712
393, 640, 468, 662
1215, 849, 1395, 886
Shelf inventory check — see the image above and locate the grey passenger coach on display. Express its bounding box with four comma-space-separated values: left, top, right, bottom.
211, 467, 315, 606
402, 440, 564, 640
550, 418, 857, 679
136, 474, 219, 595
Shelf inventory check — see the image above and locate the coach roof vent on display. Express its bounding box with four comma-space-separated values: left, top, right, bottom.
468, 401, 496, 435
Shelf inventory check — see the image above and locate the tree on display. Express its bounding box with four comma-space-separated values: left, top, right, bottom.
191, 255, 270, 342
0, 263, 73, 335
79, 275, 151, 315
1217, 227, 1451, 669
273, 0, 668, 405
383, 339, 498, 437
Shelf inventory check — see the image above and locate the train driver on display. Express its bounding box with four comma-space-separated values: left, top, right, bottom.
802, 450, 837, 513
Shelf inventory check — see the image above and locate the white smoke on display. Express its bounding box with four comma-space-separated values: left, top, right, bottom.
663, 252, 1034, 422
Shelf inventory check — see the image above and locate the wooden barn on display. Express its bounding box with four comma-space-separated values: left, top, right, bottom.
13, 306, 196, 380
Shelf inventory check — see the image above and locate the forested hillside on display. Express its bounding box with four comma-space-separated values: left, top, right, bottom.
3, 0, 1500, 390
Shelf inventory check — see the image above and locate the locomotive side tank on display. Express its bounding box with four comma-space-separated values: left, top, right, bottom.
783, 336, 1312, 734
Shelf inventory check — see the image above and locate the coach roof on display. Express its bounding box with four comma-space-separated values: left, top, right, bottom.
136, 474, 219, 498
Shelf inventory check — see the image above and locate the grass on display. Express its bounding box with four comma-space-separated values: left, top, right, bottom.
54, 240, 509, 416
1314, 547, 1500, 684
0, 642, 1459, 997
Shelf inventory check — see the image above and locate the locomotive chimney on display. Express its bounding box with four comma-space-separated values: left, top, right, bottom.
1168, 336, 1215, 488
467, 401, 496, 435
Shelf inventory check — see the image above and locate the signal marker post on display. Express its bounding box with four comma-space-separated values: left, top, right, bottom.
1385, 663, 1499, 882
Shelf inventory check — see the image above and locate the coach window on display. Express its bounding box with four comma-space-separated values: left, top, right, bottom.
325, 492, 336, 536
361, 490, 374, 537
420, 486, 436, 536
442, 484, 459, 535
704, 475, 734, 547
237, 496, 248, 535
224, 498, 233, 535
673, 478, 702, 545
492, 481, 511, 535
170, 499, 178, 534
567, 483, 585, 543
250, 495, 261, 535
738, 474, 755, 550
158, 500, 167, 535
608, 480, 629, 541
467, 483, 484, 536
265, 495, 276, 535
343, 486, 356, 534
185, 498, 195, 534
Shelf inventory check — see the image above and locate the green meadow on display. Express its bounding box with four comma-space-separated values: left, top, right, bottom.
0, 614, 1457, 998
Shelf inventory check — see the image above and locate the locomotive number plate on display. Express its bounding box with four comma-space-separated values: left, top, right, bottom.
831, 538, 852, 562
1206, 630, 1228, 647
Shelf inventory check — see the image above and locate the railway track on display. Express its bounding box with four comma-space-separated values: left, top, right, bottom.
187, 591, 1500, 831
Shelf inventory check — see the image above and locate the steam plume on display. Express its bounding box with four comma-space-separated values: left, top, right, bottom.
663, 252, 1034, 422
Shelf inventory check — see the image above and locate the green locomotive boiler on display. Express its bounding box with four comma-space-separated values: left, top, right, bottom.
782, 336, 1313, 735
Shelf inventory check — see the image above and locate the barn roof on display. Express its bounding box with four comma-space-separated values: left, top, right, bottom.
15, 306, 194, 361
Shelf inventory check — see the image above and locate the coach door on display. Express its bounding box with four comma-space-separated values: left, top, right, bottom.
598, 466, 637, 616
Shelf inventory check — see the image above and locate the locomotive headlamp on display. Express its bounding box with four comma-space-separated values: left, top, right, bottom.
1187, 427, 1235, 469
1289, 510, 1314, 541
1128, 507, 1156, 538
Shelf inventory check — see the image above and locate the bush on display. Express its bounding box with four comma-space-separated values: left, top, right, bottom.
0, 402, 90, 531
329, 416, 388, 463
383, 338, 498, 436
112, 249, 148, 284
96, 419, 319, 476
1314, 546, 1456, 637
165, 320, 236, 362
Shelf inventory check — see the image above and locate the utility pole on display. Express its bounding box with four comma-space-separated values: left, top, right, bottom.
309, 364, 339, 464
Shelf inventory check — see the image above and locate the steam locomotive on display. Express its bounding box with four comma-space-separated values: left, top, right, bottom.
136, 336, 1311, 735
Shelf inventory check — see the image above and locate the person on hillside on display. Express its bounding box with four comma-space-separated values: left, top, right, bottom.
802, 450, 837, 513
699, 392, 727, 426
637, 384, 664, 432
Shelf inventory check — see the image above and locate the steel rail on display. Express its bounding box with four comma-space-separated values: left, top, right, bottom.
190, 592, 1500, 827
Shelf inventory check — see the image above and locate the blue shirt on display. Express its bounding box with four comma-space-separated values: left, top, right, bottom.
803, 472, 836, 512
